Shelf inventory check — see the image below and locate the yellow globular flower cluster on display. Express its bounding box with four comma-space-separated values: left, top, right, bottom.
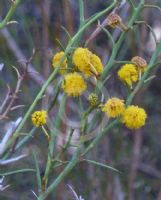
122, 105, 147, 129
90, 54, 103, 75
117, 64, 139, 87
101, 97, 147, 129
52, 51, 67, 74
32, 110, 47, 127
117, 57, 148, 88
51, 47, 105, 97
72, 47, 103, 77
102, 97, 125, 118
61, 72, 87, 97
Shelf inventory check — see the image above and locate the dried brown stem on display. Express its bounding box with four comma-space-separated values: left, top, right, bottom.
0, 68, 24, 121
0, 26, 53, 95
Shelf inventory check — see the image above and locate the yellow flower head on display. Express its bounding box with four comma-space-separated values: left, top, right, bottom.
122, 105, 147, 129
88, 93, 99, 107
102, 97, 125, 118
117, 64, 139, 87
32, 110, 47, 127
90, 54, 103, 75
62, 72, 87, 97
52, 51, 67, 74
72, 47, 103, 77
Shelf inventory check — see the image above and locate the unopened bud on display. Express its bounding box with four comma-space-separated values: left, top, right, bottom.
88, 93, 99, 107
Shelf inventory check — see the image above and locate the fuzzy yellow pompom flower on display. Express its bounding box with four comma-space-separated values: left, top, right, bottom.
90, 54, 103, 75
102, 97, 125, 118
32, 110, 47, 127
72, 47, 103, 77
52, 51, 67, 74
122, 105, 147, 129
117, 64, 139, 87
62, 72, 87, 97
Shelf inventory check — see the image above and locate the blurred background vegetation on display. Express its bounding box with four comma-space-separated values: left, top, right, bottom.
0, 0, 161, 199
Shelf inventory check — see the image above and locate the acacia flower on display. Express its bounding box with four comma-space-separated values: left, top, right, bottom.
117, 64, 139, 87
32, 110, 47, 127
88, 93, 99, 107
61, 72, 87, 97
90, 54, 103, 75
72, 47, 103, 77
131, 56, 147, 73
52, 51, 67, 74
102, 97, 125, 118
107, 13, 127, 31
107, 13, 122, 28
122, 105, 147, 129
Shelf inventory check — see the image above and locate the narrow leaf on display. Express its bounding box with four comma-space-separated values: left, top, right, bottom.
0, 168, 35, 176
84, 159, 120, 173
33, 151, 41, 190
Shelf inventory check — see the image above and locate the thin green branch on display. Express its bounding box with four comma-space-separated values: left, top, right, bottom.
15, 127, 36, 150
33, 151, 42, 192
0, 168, 35, 176
38, 145, 82, 200
101, 0, 145, 81
79, 0, 85, 27
126, 41, 161, 106
83, 159, 120, 173
2, 0, 117, 157
0, 0, 21, 30
127, 0, 136, 9
82, 119, 119, 156
114, 60, 133, 64
42, 94, 67, 190
2, 67, 60, 156
134, 21, 158, 45
144, 4, 161, 12
100, 26, 114, 46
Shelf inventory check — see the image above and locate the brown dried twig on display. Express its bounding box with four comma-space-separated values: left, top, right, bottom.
0, 66, 24, 121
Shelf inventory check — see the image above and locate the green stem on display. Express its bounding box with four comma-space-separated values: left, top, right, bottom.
86, 42, 161, 161
144, 4, 161, 12
38, 145, 82, 200
41, 126, 50, 141
127, 0, 136, 9
0, 0, 21, 29
82, 119, 119, 156
101, 0, 145, 81
2, 0, 117, 157
126, 41, 161, 106
79, 0, 85, 27
0, 168, 35, 176
3, 67, 60, 155
42, 94, 67, 190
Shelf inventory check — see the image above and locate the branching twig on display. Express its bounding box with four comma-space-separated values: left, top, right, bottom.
0, 0, 21, 29
0, 67, 24, 121
0, 26, 53, 95
85, 0, 127, 46
0, 154, 27, 165
144, 4, 161, 12
0, 117, 22, 156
